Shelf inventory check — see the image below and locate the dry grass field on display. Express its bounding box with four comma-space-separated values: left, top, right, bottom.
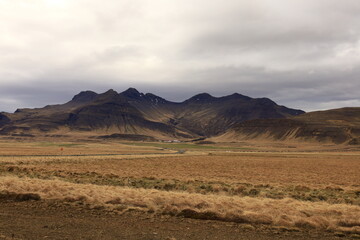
0, 139, 360, 238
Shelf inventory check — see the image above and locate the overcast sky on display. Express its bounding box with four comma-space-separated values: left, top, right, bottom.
1, 0, 359, 112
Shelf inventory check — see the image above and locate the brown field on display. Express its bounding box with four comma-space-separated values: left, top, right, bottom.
1, 139, 360, 239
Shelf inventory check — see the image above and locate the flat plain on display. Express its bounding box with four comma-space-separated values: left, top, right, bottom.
0, 139, 359, 239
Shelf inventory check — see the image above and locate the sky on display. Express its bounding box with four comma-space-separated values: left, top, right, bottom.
0, 0, 359, 112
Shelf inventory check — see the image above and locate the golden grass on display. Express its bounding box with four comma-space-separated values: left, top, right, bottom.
1, 140, 360, 234
2, 165, 359, 206
0, 140, 170, 156
1, 176, 359, 233
7, 152, 359, 188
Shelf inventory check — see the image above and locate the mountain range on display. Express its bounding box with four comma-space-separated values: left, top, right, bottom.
0, 88, 358, 144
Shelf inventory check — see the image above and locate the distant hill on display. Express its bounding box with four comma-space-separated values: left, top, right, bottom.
0, 88, 304, 140
215, 107, 360, 144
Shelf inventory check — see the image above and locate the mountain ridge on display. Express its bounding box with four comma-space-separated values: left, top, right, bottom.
0, 88, 304, 140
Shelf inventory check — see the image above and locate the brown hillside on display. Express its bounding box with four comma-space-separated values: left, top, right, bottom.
216, 107, 360, 144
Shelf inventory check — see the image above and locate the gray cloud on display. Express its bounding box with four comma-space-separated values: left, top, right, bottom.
0, 0, 359, 112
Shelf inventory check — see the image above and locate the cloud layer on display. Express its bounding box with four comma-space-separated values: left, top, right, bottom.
0, 0, 359, 112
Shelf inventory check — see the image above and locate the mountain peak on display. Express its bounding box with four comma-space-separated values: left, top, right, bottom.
121, 87, 143, 99
124, 87, 140, 94
186, 93, 215, 103
93, 89, 119, 102
71, 90, 98, 103
104, 89, 118, 94
222, 93, 252, 101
